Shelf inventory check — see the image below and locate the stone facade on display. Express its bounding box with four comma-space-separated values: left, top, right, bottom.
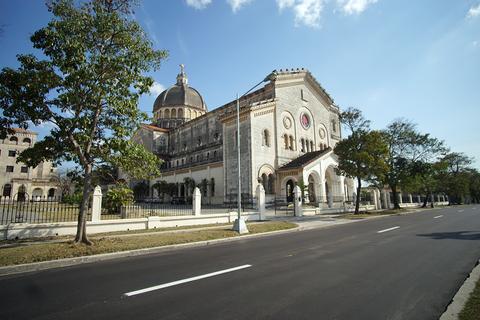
0, 128, 59, 200
133, 67, 355, 206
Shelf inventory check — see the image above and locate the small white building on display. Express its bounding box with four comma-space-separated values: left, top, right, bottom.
133, 66, 356, 207
0, 128, 59, 201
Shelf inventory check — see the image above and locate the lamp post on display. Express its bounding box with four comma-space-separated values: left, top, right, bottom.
233, 70, 277, 234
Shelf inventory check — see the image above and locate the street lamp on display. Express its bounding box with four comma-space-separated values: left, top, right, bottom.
233, 70, 277, 234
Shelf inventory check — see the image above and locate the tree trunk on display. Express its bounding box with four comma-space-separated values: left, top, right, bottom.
430, 192, 435, 208
391, 185, 401, 209
74, 165, 93, 245
422, 194, 428, 208
354, 177, 362, 215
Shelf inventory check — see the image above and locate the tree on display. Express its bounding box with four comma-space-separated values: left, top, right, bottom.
440, 152, 473, 204
382, 119, 446, 209
335, 108, 388, 214
105, 182, 134, 214
0, 0, 167, 244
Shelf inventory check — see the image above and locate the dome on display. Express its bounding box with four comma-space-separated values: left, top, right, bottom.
153, 65, 206, 113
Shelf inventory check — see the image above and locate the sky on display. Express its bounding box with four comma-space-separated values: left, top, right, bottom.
0, 0, 479, 168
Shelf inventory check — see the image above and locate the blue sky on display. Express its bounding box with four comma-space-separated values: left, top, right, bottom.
1, 0, 479, 168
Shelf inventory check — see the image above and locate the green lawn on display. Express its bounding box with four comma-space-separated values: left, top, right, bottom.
0, 221, 297, 267
459, 277, 480, 320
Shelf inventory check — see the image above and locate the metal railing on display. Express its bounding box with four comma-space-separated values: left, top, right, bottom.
121, 199, 193, 218
0, 196, 86, 225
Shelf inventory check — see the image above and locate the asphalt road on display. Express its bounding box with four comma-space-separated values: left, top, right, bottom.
1, 205, 479, 320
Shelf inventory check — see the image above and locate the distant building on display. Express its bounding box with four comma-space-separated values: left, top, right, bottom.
133, 66, 356, 206
0, 128, 59, 200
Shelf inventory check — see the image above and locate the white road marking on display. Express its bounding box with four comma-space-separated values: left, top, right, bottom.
458, 210, 464, 213
434, 215, 443, 219
377, 226, 400, 234
123, 264, 252, 297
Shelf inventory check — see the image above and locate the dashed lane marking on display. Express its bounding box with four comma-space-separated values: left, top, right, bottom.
458, 210, 464, 213
123, 264, 252, 297
377, 226, 400, 234
434, 215, 443, 219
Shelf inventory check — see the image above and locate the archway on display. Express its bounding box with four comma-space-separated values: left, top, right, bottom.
48, 188, 56, 198
32, 188, 43, 201
17, 185, 27, 202
324, 166, 337, 207
307, 173, 318, 203
286, 179, 294, 202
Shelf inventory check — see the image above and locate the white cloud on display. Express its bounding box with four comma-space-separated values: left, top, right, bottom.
185, 0, 212, 10
227, 0, 254, 13
276, 0, 325, 28
337, 0, 378, 15
149, 82, 165, 96
467, 3, 480, 18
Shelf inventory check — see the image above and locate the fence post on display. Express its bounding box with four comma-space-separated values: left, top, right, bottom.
256, 184, 265, 221
193, 187, 201, 216
294, 185, 303, 217
91, 185, 102, 222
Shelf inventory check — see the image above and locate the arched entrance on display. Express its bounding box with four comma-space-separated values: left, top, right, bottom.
32, 188, 43, 201
308, 174, 317, 203
286, 179, 294, 202
16, 185, 27, 202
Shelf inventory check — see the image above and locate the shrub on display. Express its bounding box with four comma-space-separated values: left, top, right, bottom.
105, 184, 134, 214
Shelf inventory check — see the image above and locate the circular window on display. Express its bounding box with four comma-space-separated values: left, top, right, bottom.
283, 116, 292, 129
319, 128, 326, 139
300, 113, 310, 129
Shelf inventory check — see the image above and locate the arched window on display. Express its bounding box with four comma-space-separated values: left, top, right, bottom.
178, 108, 184, 119
267, 174, 274, 194
261, 173, 268, 191
289, 136, 294, 150
331, 120, 337, 133
186, 109, 191, 119
23, 138, 32, 144
207, 152, 210, 160
3, 184, 12, 197
263, 129, 270, 147
210, 178, 215, 196
164, 109, 170, 119
301, 138, 305, 152
213, 151, 217, 158
48, 188, 55, 198
283, 134, 289, 150
310, 141, 314, 152
171, 109, 177, 118
10, 136, 18, 144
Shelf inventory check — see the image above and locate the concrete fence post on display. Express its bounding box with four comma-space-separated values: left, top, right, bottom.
256, 184, 265, 221
294, 185, 303, 217
91, 185, 102, 222
193, 187, 201, 216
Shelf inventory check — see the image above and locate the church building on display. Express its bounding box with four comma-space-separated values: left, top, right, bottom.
133, 66, 355, 206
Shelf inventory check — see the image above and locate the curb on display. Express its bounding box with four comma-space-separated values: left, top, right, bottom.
440, 259, 480, 320
0, 225, 304, 277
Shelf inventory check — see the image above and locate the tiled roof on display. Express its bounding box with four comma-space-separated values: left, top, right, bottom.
278, 148, 332, 170
12, 128, 37, 134
141, 124, 169, 133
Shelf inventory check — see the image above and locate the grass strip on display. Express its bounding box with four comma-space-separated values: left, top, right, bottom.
0, 221, 296, 267
459, 277, 480, 320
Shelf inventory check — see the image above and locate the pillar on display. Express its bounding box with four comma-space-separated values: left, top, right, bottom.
193, 187, 201, 216
408, 194, 413, 204
91, 185, 102, 222
382, 190, 388, 209
294, 185, 303, 217
417, 195, 421, 203
398, 193, 403, 204
256, 184, 265, 221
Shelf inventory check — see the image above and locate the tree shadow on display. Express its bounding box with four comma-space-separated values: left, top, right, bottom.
417, 231, 480, 241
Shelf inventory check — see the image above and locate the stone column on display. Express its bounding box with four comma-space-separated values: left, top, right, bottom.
193, 187, 201, 216
256, 184, 265, 221
417, 195, 421, 203
398, 193, 403, 204
294, 185, 303, 217
381, 190, 388, 209
408, 194, 413, 203
91, 185, 102, 222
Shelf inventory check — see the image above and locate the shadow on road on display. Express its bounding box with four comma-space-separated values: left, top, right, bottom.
417, 231, 480, 241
